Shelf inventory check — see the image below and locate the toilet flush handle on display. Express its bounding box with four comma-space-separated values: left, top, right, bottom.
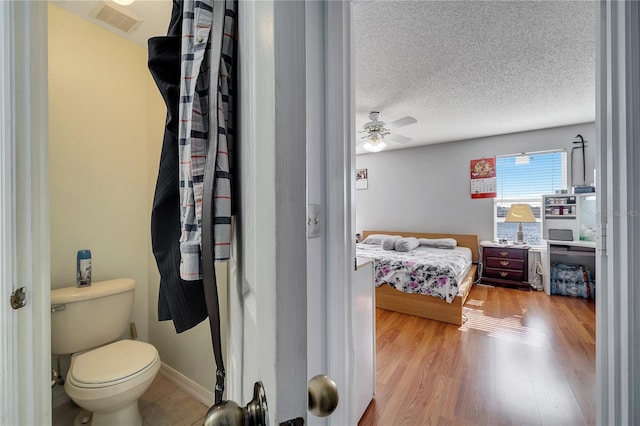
51, 304, 66, 313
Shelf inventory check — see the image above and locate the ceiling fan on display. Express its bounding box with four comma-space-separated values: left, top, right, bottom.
357, 111, 417, 153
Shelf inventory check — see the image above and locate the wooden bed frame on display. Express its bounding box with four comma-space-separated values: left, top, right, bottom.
361, 230, 479, 326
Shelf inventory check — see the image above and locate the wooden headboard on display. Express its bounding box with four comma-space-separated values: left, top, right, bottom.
362, 230, 479, 262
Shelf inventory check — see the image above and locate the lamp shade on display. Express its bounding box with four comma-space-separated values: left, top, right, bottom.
504, 204, 536, 223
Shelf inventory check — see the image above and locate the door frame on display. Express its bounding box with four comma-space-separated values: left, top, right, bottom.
325, 1, 356, 424
595, 2, 640, 424
0, 1, 51, 425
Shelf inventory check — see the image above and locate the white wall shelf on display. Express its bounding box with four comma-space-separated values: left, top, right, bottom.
542, 193, 596, 241
541, 193, 596, 296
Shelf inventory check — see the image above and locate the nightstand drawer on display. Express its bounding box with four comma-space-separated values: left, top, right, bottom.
484, 247, 528, 260
485, 257, 525, 270
485, 267, 525, 281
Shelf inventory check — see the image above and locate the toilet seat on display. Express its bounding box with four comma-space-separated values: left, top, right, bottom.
69, 340, 159, 389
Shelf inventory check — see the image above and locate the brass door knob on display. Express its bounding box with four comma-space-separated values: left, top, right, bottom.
308, 374, 339, 417
204, 381, 268, 426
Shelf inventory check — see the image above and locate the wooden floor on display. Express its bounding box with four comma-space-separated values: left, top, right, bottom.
360, 285, 595, 426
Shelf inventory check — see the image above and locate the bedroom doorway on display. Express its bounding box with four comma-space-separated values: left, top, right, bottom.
352, 2, 600, 424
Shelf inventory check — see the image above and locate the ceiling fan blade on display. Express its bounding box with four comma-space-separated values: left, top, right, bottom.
385, 133, 412, 144
385, 116, 417, 129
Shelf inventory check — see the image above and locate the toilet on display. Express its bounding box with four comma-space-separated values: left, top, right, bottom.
51, 278, 160, 426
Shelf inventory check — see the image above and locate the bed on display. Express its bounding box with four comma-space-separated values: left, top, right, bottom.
359, 230, 479, 326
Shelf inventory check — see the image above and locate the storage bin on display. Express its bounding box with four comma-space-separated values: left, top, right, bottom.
550, 262, 594, 299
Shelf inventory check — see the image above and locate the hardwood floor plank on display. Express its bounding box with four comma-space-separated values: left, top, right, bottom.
454, 374, 496, 426
494, 374, 542, 426
531, 371, 586, 426
360, 286, 595, 426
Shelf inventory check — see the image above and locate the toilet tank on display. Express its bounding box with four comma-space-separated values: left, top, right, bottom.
51, 278, 136, 355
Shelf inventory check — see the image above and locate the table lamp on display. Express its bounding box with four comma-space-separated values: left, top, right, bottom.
505, 204, 536, 243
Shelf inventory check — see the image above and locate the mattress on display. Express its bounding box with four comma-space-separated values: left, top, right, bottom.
356, 243, 472, 303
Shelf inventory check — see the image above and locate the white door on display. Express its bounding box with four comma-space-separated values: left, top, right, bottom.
0, 1, 51, 425
224, 1, 355, 425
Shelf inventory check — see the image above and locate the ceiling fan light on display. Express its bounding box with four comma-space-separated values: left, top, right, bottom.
112, 0, 135, 5
362, 139, 387, 153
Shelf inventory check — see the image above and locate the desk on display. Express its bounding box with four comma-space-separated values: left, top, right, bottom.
544, 240, 596, 295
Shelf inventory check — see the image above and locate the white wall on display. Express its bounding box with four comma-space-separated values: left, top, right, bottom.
355, 122, 595, 241
48, 4, 149, 340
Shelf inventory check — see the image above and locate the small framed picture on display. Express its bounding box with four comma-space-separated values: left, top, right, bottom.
356, 168, 368, 190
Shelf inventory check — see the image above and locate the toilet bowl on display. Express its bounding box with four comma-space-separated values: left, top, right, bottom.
51, 279, 160, 426
64, 340, 160, 426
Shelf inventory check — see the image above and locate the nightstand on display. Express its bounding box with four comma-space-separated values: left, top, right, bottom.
480, 245, 530, 290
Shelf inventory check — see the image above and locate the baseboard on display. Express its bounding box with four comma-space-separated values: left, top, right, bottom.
159, 363, 214, 407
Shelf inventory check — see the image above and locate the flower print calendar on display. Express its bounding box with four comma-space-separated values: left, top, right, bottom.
470, 158, 497, 199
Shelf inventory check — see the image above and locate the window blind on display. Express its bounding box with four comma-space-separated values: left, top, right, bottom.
497, 151, 567, 202
495, 150, 567, 244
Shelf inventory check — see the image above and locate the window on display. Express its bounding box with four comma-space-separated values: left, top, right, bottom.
495, 150, 567, 245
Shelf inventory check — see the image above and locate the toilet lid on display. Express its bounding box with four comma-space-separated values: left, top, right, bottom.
70, 340, 158, 387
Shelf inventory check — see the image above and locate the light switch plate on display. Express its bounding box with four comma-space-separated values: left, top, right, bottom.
307, 204, 321, 238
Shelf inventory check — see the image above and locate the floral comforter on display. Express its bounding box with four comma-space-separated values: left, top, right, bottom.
356, 243, 472, 303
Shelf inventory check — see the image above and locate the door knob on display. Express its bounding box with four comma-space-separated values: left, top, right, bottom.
204, 381, 268, 426
204, 376, 339, 424
308, 374, 339, 417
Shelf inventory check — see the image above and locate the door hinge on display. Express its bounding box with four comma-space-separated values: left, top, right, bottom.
600, 224, 606, 255
279, 418, 304, 426
10, 286, 26, 309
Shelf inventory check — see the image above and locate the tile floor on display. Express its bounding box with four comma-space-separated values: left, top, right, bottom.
52, 373, 209, 426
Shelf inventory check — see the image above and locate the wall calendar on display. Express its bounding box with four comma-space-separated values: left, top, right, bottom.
470, 157, 497, 199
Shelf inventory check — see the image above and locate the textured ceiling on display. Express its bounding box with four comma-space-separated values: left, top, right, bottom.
50, 0, 172, 47
355, 1, 596, 153
51, 0, 596, 155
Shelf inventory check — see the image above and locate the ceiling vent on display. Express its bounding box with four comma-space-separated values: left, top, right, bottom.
92, 2, 142, 33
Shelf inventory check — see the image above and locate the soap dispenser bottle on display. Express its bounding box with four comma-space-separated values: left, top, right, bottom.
77, 249, 92, 287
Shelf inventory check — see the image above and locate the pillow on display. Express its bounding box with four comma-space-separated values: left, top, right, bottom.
381, 235, 402, 250
418, 238, 457, 250
395, 237, 419, 252
361, 234, 388, 245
